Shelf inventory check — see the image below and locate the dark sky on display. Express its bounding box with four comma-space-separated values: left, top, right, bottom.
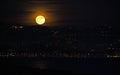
0, 0, 119, 26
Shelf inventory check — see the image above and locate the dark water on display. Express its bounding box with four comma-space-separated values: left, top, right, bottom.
1, 57, 120, 75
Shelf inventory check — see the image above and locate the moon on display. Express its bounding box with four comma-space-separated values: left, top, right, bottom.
35, 15, 45, 25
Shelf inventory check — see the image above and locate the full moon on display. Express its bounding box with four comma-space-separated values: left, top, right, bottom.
35, 15, 45, 25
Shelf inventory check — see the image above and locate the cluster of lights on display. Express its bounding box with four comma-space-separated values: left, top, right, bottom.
0, 51, 120, 58
11, 25, 23, 29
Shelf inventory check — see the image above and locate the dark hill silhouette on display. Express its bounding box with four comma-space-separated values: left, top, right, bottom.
0, 25, 54, 51
0, 23, 120, 53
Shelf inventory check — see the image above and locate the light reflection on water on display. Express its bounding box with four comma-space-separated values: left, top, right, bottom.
8, 57, 120, 75
32, 61, 47, 69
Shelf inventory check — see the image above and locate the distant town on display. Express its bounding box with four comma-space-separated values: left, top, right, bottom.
0, 24, 120, 58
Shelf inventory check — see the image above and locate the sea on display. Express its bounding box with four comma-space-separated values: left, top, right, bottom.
0, 57, 120, 75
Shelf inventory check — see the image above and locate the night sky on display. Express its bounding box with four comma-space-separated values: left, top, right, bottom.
0, 1, 120, 75
0, 0, 119, 26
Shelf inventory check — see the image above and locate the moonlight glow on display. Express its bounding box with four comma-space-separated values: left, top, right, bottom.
35, 15, 45, 25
